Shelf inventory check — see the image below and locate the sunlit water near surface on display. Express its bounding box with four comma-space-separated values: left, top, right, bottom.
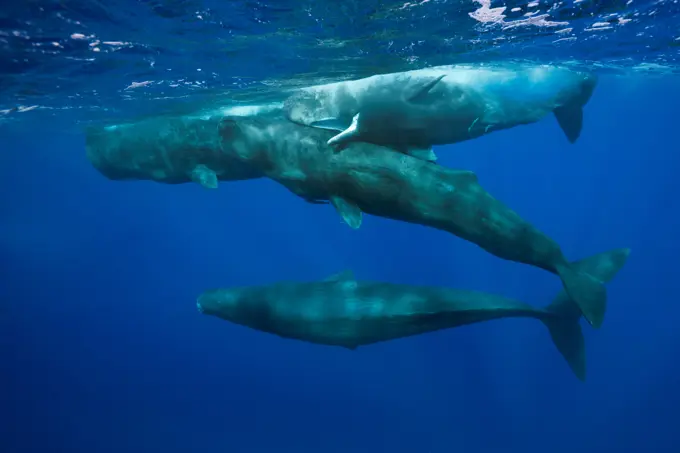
1, 0, 679, 129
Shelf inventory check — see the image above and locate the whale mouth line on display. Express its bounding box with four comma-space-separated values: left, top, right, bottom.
196, 301, 204, 314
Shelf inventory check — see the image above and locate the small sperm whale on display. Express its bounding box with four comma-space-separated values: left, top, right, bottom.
197, 248, 629, 381
283, 63, 597, 161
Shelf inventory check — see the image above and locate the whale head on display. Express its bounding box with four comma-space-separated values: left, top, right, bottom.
197, 286, 275, 331
196, 287, 248, 319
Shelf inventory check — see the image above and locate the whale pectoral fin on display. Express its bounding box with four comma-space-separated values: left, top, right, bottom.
330, 195, 362, 229
310, 117, 351, 132
405, 147, 438, 162
190, 164, 218, 189
553, 105, 583, 144
406, 74, 446, 103
327, 114, 360, 147
323, 270, 355, 282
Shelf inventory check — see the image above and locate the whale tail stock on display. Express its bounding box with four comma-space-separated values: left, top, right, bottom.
542, 248, 630, 380
553, 74, 598, 144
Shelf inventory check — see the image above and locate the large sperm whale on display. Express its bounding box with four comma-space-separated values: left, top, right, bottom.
283, 63, 598, 161
198, 248, 629, 381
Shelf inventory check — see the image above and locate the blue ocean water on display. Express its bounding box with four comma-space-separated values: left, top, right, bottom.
2, 2, 680, 453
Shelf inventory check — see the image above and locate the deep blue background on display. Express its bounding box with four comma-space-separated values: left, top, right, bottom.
2, 76, 679, 453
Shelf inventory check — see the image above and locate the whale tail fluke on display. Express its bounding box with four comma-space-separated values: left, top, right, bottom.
542, 296, 586, 380
544, 248, 631, 379
541, 297, 586, 381
555, 247, 630, 329
555, 263, 606, 329
553, 74, 598, 143
554, 105, 583, 143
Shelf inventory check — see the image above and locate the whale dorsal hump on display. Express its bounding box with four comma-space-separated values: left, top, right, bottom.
405, 74, 446, 104
323, 270, 356, 282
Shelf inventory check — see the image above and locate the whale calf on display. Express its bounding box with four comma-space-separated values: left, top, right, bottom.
283, 64, 598, 161
197, 248, 629, 380
217, 116, 623, 328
